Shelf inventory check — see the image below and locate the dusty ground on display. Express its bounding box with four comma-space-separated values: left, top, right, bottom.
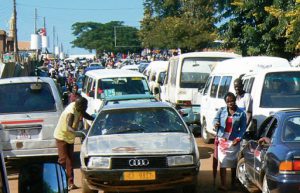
7, 137, 246, 193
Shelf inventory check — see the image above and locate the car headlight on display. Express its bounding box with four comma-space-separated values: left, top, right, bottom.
87, 157, 111, 169
167, 155, 194, 166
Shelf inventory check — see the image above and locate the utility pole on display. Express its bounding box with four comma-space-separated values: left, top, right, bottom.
13, 0, 19, 62
53, 26, 55, 54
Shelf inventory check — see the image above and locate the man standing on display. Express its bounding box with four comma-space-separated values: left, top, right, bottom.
233, 78, 253, 126
54, 97, 94, 190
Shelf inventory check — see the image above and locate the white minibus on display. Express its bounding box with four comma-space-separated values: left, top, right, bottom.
200, 56, 290, 143
81, 69, 150, 126
161, 52, 241, 126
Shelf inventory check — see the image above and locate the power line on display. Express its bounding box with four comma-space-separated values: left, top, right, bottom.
17, 3, 141, 11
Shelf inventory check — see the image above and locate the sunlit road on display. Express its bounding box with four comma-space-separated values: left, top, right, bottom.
7, 137, 246, 193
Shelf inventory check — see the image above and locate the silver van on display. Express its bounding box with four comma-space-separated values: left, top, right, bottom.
0, 77, 63, 158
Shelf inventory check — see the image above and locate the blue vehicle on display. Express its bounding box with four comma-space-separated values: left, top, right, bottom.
83, 63, 104, 74
237, 109, 300, 193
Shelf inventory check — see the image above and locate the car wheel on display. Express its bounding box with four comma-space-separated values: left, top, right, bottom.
201, 120, 212, 144
262, 175, 270, 193
236, 158, 258, 192
82, 176, 98, 193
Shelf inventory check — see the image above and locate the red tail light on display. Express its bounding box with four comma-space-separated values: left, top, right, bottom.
279, 160, 300, 172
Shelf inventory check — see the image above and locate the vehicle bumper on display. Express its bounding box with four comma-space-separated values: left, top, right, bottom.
82, 166, 199, 192
268, 174, 300, 193
1, 140, 58, 158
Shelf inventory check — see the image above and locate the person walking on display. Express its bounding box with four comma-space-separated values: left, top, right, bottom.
54, 97, 94, 190
213, 92, 247, 191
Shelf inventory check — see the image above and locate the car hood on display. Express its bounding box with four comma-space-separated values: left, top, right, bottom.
84, 133, 194, 156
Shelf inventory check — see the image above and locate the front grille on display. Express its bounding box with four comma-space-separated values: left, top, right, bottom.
111, 156, 168, 169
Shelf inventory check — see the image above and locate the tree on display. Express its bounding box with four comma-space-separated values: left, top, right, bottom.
216, 0, 298, 59
265, 0, 300, 53
71, 21, 141, 54
139, 0, 217, 52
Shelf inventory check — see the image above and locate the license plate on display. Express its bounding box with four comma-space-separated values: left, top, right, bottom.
123, 171, 156, 181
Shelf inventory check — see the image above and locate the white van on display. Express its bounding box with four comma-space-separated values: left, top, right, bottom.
0, 77, 64, 157
200, 56, 290, 143
242, 67, 300, 131
81, 69, 150, 125
161, 52, 241, 125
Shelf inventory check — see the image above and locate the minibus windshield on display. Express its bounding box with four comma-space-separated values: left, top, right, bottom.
260, 72, 300, 108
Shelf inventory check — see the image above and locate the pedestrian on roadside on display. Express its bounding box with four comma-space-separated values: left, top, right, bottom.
234, 78, 253, 126
213, 92, 247, 191
68, 84, 81, 104
53, 97, 94, 190
212, 78, 253, 186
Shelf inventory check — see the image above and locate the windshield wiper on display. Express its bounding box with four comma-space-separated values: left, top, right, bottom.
114, 128, 145, 134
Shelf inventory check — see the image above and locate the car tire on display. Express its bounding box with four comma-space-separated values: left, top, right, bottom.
236, 158, 258, 193
262, 175, 270, 193
201, 120, 212, 144
82, 176, 98, 193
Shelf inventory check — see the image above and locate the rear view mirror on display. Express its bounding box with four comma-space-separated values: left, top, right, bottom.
30, 83, 42, 91
19, 163, 68, 193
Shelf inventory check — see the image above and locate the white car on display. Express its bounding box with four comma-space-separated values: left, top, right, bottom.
0, 77, 64, 158
80, 102, 200, 193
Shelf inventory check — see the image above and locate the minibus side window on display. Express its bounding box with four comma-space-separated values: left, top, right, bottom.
210, 76, 221, 98
203, 76, 212, 95
217, 76, 232, 99
170, 59, 179, 86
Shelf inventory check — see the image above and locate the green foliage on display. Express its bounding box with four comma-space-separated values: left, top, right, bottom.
217, 0, 298, 59
139, 0, 217, 51
71, 21, 141, 53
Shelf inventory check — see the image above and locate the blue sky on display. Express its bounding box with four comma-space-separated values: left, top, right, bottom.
0, 0, 144, 54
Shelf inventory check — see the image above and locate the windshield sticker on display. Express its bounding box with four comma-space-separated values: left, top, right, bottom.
104, 89, 116, 97
131, 77, 142, 80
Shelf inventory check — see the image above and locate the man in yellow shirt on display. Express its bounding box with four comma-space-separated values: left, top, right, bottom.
54, 97, 94, 190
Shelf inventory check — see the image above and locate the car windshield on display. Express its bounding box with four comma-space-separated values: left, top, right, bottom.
89, 107, 187, 136
180, 57, 230, 89
97, 77, 150, 98
0, 82, 56, 114
283, 117, 300, 142
260, 72, 300, 108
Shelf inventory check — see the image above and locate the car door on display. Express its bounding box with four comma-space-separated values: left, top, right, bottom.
242, 116, 274, 183
253, 117, 278, 185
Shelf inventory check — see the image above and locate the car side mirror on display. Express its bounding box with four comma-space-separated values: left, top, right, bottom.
19, 163, 68, 193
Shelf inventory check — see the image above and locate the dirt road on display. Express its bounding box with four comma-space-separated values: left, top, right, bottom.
7, 137, 246, 193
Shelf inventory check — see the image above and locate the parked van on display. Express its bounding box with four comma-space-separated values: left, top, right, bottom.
200, 56, 291, 143
161, 52, 241, 125
143, 61, 168, 98
81, 69, 150, 126
0, 77, 64, 158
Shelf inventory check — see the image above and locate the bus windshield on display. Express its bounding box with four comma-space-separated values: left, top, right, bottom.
180, 57, 230, 89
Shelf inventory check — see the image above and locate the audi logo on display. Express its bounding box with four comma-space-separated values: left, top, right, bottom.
128, 159, 150, 167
